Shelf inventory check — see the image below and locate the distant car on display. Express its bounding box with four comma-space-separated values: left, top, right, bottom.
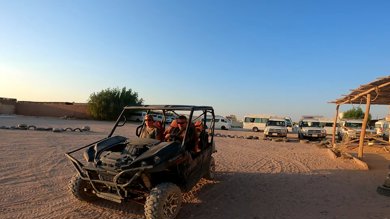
204, 115, 231, 130
285, 117, 293, 133
297, 119, 326, 140
243, 114, 271, 132
319, 120, 337, 135
264, 118, 288, 137
375, 120, 388, 136
337, 119, 376, 142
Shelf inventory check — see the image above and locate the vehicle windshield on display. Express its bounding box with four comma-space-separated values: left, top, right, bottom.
267, 120, 285, 126
345, 122, 362, 129
322, 122, 334, 127
301, 121, 321, 127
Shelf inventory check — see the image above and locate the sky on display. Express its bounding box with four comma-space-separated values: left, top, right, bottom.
0, 0, 389, 121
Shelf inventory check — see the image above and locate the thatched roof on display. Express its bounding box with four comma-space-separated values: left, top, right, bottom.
331, 76, 390, 105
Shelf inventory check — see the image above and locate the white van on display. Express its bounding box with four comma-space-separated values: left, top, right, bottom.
129, 112, 164, 123
319, 118, 336, 135
129, 111, 145, 122
375, 120, 388, 136
243, 114, 272, 132
204, 115, 231, 130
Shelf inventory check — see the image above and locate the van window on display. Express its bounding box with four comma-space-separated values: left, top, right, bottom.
325, 122, 333, 127
245, 117, 255, 123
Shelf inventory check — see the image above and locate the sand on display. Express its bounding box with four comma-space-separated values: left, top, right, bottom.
1, 115, 390, 219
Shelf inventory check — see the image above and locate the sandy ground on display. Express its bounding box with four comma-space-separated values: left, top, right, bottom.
1, 115, 390, 219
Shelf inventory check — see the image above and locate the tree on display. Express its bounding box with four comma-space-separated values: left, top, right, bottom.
88, 87, 143, 120
343, 107, 371, 121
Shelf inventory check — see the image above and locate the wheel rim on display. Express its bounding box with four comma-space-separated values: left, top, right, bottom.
163, 193, 180, 217
209, 159, 216, 178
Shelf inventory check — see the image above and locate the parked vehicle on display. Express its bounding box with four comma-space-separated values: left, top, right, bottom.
243, 114, 272, 132
297, 118, 326, 140
65, 105, 217, 219
264, 118, 288, 137
204, 115, 231, 130
285, 117, 293, 133
337, 119, 376, 142
319, 118, 337, 135
129, 111, 145, 122
375, 120, 388, 136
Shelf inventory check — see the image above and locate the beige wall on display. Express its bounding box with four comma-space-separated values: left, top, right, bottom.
15, 101, 91, 119
0, 98, 17, 114
0, 103, 16, 114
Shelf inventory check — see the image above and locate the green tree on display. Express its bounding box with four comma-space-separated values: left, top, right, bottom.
343, 107, 371, 121
88, 87, 143, 120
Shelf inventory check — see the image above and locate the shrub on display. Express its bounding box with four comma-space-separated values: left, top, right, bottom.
88, 87, 143, 120
343, 107, 371, 121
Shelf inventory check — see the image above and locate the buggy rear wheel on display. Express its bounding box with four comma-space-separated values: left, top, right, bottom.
69, 174, 98, 202
145, 183, 182, 219
204, 156, 216, 180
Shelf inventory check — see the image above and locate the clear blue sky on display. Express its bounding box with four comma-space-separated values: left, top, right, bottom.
1, 0, 389, 121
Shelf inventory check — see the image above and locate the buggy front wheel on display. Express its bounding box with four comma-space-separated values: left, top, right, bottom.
145, 183, 182, 219
69, 174, 98, 202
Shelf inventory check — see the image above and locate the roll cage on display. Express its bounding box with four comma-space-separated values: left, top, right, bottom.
108, 105, 216, 150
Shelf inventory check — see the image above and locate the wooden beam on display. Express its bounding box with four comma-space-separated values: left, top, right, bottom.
335, 81, 390, 105
332, 104, 340, 147
358, 93, 371, 158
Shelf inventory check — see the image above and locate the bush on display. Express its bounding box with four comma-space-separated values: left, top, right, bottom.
88, 87, 143, 120
343, 107, 371, 121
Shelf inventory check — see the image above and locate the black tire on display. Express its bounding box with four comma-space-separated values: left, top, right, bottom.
252, 127, 259, 132
144, 183, 182, 219
204, 157, 216, 180
377, 185, 390, 197
69, 175, 98, 202
27, 125, 37, 130
221, 126, 226, 130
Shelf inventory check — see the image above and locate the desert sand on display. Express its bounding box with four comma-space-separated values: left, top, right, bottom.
1, 115, 390, 219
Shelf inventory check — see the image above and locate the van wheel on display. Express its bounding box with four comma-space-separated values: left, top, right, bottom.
221, 126, 226, 130
252, 127, 259, 132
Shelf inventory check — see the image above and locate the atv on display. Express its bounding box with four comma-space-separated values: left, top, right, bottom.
377, 166, 390, 197
65, 105, 217, 219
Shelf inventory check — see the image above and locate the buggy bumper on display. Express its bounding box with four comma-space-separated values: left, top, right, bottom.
65, 152, 153, 202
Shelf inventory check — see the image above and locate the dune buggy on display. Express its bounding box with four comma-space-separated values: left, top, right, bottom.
65, 105, 217, 219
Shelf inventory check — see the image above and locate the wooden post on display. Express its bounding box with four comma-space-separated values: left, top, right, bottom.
358, 94, 371, 159
332, 104, 340, 147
